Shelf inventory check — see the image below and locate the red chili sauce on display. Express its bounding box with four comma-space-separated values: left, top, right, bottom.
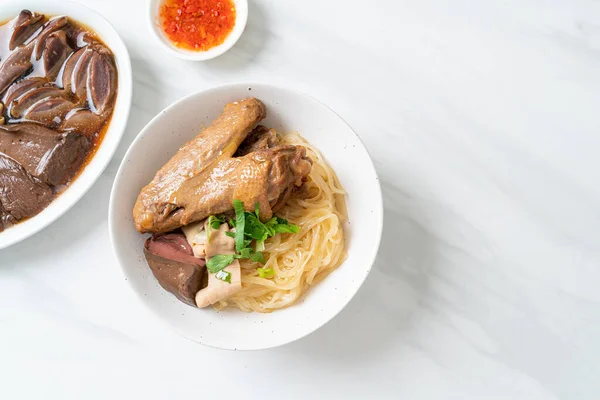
160, 0, 236, 51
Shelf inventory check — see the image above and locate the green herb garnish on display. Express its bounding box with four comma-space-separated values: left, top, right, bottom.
206, 215, 225, 244
207, 254, 236, 273
257, 267, 275, 278
206, 249, 263, 274
205, 200, 300, 282
208, 215, 224, 230
233, 199, 246, 252
215, 269, 231, 283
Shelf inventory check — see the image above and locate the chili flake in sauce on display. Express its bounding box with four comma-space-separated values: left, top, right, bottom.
160, 0, 236, 51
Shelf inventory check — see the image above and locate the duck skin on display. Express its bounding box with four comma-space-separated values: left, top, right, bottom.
133, 98, 312, 234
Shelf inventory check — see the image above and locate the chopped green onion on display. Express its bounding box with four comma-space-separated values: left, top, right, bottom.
215, 269, 231, 283
257, 268, 275, 278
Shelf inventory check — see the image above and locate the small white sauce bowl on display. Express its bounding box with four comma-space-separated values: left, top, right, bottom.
148, 0, 248, 61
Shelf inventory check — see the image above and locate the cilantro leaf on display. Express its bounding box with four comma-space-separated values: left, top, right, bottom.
238, 247, 254, 259
233, 200, 246, 252
207, 254, 236, 273
264, 217, 278, 228
244, 213, 268, 241
208, 215, 224, 230
251, 251, 265, 263
273, 223, 300, 234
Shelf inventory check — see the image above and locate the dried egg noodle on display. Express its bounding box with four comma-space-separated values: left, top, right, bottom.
214, 132, 348, 312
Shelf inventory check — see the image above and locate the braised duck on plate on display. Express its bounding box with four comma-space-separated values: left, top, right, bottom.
0, 10, 118, 232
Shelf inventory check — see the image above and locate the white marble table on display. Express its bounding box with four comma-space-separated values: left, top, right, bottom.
2, 0, 600, 398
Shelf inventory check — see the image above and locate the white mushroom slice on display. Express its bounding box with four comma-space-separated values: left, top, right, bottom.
182, 219, 207, 258
195, 223, 242, 308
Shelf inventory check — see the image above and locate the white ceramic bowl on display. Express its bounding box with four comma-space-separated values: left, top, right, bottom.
109, 83, 382, 350
148, 0, 248, 61
0, 1, 132, 250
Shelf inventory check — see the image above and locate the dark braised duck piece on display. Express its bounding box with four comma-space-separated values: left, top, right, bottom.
0, 153, 52, 223
43, 30, 73, 81
8, 86, 67, 118
22, 97, 76, 126
60, 42, 117, 135
0, 16, 68, 95
32, 16, 69, 60
3, 78, 48, 106
0, 45, 35, 96
0, 123, 90, 186
143, 232, 206, 306
0, 201, 16, 232
60, 110, 104, 135
9, 10, 45, 51
61, 46, 93, 103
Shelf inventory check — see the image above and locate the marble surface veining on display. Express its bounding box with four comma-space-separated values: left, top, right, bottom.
1, 0, 600, 398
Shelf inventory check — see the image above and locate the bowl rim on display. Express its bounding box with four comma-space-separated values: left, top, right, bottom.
146, 0, 249, 61
109, 82, 383, 350
0, 0, 133, 250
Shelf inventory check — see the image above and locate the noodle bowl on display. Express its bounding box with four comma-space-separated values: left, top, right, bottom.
111, 83, 383, 349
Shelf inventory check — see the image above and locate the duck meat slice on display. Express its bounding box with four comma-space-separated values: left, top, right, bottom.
0, 43, 35, 96
143, 232, 206, 307
2, 77, 47, 105
22, 97, 75, 126
8, 86, 66, 118
87, 47, 117, 115
0, 152, 52, 221
0, 15, 68, 96
0, 123, 90, 186
61, 47, 84, 91
60, 109, 105, 136
62, 47, 93, 104
43, 30, 73, 81
33, 16, 69, 60
133, 98, 267, 233
9, 10, 46, 50
0, 200, 17, 232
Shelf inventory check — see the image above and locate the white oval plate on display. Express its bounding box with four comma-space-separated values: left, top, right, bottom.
0, 1, 133, 249
109, 83, 382, 350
